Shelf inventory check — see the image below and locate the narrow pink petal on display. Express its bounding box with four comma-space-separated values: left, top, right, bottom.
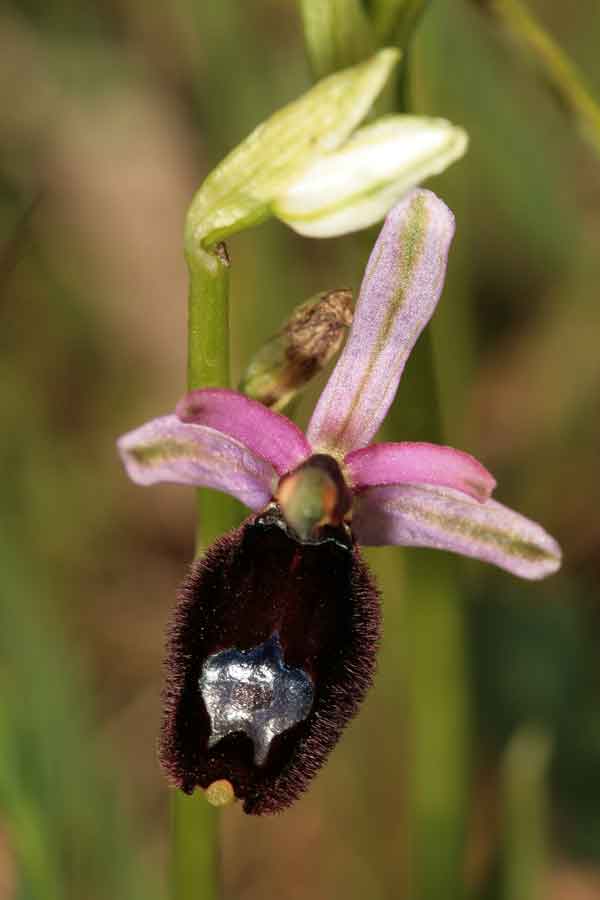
118, 414, 277, 511
345, 442, 496, 502
307, 189, 455, 457
352, 484, 561, 580
176, 389, 311, 475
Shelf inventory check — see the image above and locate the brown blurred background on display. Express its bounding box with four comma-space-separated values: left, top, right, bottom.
1, 0, 600, 898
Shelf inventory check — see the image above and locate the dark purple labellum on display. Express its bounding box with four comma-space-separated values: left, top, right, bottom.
160, 505, 381, 815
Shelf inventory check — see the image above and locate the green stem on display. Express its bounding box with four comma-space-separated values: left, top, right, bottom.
477, 0, 600, 160
170, 792, 219, 900
371, 0, 430, 48
299, 0, 376, 79
395, 22, 478, 895
403, 553, 468, 900
502, 726, 551, 900
394, 332, 469, 900
186, 242, 230, 394
170, 239, 237, 900
294, 10, 470, 895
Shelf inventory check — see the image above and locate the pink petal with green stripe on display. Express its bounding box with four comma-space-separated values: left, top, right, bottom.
345, 441, 496, 502
176, 389, 311, 476
352, 484, 561, 580
306, 189, 455, 457
118, 415, 277, 511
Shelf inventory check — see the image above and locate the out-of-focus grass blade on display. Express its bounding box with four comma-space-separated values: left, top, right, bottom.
0, 541, 164, 900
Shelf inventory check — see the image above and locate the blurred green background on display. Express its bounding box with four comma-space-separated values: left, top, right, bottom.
1, 0, 600, 897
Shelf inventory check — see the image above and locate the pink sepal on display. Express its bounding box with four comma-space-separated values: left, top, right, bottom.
352, 484, 561, 580
345, 441, 496, 502
117, 414, 277, 511
177, 388, 312, 475
307, 190, 455, 456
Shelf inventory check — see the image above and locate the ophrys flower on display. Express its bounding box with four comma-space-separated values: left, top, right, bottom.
119, 189, 561, 814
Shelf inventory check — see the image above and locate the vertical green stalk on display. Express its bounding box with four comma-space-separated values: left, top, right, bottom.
299, 0, 376, 78
186, 242, 230, 396
395, 331, 469, 900
392, 36, 469, 900
170, 239, 237, 900
501, 726, 551, 900
476, 0, 600, 161
402, 552, 468, 900
295, 6, 470, 897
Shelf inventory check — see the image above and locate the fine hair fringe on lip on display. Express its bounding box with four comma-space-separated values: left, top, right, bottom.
160, 509, 381, 814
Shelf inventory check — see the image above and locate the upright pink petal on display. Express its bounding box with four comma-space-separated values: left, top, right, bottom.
177, 389, 311, 476
352, 484, 561, 580
307, 190, 455, 457
118, 415, 277, 511
345, 442, 496, 502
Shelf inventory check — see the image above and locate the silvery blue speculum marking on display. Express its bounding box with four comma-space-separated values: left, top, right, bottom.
119, 191, 562, 814
200, 633, 314, 766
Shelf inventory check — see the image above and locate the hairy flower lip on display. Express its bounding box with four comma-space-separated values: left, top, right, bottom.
160, 508, 380, 814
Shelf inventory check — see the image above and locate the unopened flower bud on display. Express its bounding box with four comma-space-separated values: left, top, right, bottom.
239, 289, 353, 411
187, 49, 399, 248
185, 49, 468, 248
274, 116, 468, 237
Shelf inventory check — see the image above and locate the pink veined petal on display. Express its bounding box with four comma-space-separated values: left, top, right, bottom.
352, 484, 562, 581
307, 189, 455, 457
117, 414, 277, 511
345, 441, 496, 502
176, 388, 311, 475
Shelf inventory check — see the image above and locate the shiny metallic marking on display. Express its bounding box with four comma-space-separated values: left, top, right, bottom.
199, 633, 314, 765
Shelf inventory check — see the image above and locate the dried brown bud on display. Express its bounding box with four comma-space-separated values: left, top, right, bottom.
239, 289, 353, 411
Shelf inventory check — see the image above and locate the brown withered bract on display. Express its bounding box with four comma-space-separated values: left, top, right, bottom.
160, 501, 380, 815
283, 288, 353, 368
239, 289, 353, 411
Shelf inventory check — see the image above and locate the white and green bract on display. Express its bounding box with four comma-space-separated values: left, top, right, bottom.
186, 48, 468, 248
274, 115, 468, 237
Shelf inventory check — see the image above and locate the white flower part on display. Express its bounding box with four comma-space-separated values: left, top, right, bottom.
188, 49, 400, 247
273, 116, 468, 238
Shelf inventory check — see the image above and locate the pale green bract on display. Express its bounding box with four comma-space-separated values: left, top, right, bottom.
186, 48, 399, 249
186, 48, 468, 248
274, 115, 468, 237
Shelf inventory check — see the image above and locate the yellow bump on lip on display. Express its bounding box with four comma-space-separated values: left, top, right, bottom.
205, 779, 236, 808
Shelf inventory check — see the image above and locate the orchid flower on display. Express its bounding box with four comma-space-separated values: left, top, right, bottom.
118, 189, 561, 815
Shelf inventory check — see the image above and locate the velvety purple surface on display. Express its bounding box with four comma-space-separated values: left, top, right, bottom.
161, 508, 380, 814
